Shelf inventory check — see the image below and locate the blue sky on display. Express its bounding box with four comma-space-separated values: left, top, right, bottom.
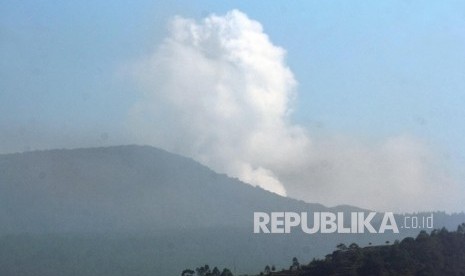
1, 1, 465, 210
2, 1, 464, 154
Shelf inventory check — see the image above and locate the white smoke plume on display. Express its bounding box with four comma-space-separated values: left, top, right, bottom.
129, 10, 310, 197
127, 10, 463, 212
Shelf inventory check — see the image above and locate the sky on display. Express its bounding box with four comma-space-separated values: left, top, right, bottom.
1, 0, 465, 212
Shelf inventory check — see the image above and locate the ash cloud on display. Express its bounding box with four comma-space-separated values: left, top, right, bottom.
128, 10, 463, 212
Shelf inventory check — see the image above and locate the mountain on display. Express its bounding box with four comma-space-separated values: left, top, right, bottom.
0, 145, 463, 275
0, 145, 329, 233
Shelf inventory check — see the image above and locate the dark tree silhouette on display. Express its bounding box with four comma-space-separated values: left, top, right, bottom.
181, 269, 195, 276
336, 243, 348, 250
291, 257, 300, 271
264, 265, 271, 275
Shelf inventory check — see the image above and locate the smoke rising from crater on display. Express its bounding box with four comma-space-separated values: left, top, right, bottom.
128, 10, 463, 212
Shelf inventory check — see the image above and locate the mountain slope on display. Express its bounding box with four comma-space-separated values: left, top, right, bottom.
0, 145, 463, 275
0, 145, 329, 233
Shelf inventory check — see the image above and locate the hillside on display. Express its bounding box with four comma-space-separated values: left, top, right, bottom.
0, 145, 463, 275
247, 224, 465, 276
0, 145, 329, 233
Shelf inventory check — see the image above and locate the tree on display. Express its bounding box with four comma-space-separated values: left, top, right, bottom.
220, 268, 233, 276
291, 257, 300, 270
211, 267, 221, 276
195, 265, 210, 276
337, 243, 348, 250
457, 223, 465, 234
181, 269, 195, 276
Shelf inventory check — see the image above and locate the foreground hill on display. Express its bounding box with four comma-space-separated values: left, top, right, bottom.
248, 224, 465, 276
0, 145, 463, 275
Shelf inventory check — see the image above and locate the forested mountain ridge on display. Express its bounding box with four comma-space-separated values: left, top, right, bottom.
0, 145, 464, 275
185, 224, 465, 276
264, 223, 465, 276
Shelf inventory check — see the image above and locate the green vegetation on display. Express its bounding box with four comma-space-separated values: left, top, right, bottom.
297, 224, 465, 275
181, 265, 233, 276
185, 223, 465, 276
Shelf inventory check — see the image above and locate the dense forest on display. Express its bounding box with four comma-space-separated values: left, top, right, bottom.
184, 223, 465, 276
